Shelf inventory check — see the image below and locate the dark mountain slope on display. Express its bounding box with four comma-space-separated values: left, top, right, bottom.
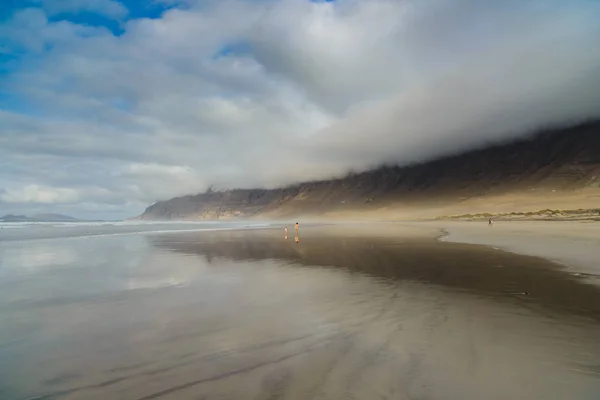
138, 121, 600, 220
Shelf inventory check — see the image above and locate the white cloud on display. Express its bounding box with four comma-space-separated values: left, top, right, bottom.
0, 185, 80, 204
1, 0, 600, 218
125, 163, 193, 176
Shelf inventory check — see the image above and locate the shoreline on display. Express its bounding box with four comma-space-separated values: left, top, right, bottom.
268, 219, 600, 278
272, 219, 600, 277
9, 216, 598, 278
425, 220, 600, 277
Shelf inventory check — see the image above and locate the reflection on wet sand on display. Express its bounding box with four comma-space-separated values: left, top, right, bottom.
138, 227, 600, 400
149, 227, 600, 321
2, 226, 600, 400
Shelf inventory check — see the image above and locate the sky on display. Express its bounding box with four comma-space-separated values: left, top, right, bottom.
1, 0, 600, 220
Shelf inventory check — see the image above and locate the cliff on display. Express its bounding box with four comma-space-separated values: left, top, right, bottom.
138, 121, 600, 221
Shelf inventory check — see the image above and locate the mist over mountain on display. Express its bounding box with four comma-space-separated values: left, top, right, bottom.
138, 121, 600, 221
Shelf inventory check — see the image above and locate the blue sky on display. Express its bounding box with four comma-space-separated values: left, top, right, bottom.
1, 0, 600, 219
1, 0, 179, 23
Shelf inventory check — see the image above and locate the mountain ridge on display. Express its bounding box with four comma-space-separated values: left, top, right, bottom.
0, 214, 80, 222
138, 121, 600, 221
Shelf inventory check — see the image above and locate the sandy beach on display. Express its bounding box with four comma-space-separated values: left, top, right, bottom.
2, 222, 600, 400
4, 1, 600, 398
429, 220, 600, 276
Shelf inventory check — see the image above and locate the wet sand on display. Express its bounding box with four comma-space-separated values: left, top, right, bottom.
1, 225, 600, 399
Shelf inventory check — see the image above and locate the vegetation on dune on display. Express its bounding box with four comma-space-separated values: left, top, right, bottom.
437, 208, 600, 221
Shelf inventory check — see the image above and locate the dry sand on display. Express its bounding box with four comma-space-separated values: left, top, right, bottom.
422, 220, 600, 276
309, 186, 600, 221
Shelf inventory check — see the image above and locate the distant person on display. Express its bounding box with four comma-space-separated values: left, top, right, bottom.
488, 218, 493, 226
295, 222, 299, 234
284, 225, 288, 235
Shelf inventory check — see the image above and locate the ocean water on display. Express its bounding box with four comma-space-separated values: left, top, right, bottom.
1, 223, 599, 399
0, 220, 276, 242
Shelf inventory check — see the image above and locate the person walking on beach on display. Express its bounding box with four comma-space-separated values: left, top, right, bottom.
284, 225, 288, 240
295, 222, 299, 234
488, 218, 493, 226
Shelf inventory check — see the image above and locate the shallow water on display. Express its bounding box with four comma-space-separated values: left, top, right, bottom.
1, 226, 599, 399
0, 220, 275, 242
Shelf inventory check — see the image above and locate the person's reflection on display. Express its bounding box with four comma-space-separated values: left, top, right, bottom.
295, 234, 300, 243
